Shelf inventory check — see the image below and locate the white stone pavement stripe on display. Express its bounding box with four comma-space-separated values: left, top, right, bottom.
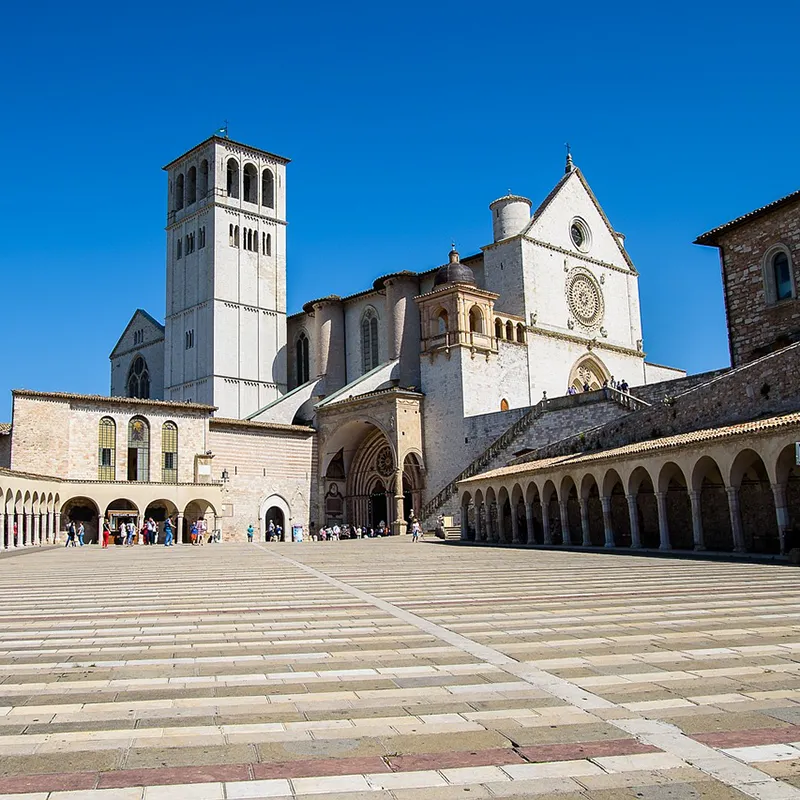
254, 543, 800, 800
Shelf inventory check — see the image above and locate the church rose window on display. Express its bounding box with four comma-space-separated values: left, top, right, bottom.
376, 446, 394, 478
565, 268, 604, 328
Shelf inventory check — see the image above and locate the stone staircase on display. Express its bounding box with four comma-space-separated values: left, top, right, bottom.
420, 388, 644, 528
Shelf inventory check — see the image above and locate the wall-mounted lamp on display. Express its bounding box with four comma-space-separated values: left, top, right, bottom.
221, 469, 229, 483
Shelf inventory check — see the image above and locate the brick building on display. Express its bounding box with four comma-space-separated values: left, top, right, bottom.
696, 189, 800, 366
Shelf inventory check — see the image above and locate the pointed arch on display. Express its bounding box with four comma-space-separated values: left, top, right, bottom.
361, 306, 380, 374
295, 330, 310, 385
568, 354, 610, 392
127, 355, 150, 399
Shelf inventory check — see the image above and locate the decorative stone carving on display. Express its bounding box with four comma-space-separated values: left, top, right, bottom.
565, 267, 604, 330
376, 446, 394, 478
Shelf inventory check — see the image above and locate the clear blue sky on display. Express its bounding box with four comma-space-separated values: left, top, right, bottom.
1, 0, 798, 420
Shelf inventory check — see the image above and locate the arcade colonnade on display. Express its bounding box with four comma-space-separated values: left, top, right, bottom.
459, 414, 800, 556
0, 471, 222, 548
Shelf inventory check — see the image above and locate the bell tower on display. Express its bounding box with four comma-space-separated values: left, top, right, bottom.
162, 135, 290, 418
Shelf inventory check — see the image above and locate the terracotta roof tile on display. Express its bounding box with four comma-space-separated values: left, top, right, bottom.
0, 424, 10, 435
12, 389, 215, 412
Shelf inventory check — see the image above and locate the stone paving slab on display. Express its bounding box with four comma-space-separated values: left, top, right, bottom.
0, 541, 799, 798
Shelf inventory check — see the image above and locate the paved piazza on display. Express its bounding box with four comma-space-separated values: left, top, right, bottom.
1, 542, 800, 799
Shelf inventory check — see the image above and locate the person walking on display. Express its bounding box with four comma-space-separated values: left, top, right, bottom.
247, 524, 254, 543
65, 520, 76, 547
125, 521, 135, 547
163, 517, 174, 546
102, 520, 110, 548
190, 520, 198, 545
77, 522, 85, 547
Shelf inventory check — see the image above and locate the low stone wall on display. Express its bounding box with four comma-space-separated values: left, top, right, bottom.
629, 368, 729, 406
521, 342, 800, 463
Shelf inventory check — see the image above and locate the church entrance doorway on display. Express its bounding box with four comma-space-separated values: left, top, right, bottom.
369, 481, 388, 530
264, 506, 285, 540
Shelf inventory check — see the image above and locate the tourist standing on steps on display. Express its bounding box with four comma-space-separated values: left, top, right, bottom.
163, 517, 174, 546
65, 520, 76, 547
102, 520, 110, 548
190, 520, 198, 545
247, 524, 254, 542
77, 522, 85, 547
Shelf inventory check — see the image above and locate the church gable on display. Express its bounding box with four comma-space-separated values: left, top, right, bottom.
110, 309, 165, 358
523, 169, 634, 272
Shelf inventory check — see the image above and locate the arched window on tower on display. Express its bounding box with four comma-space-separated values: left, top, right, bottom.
234, 225, 240, 247
243, 163, 258, 203
187, 166, 197, 204
436, 310, 448, 335
262, 169, 274, 208
296, 331, 310, 385
127, 417, 150, 482
361, 307, 379, 374
199, 159, 209, 197
98, 417, 116, 481
516, 323, 525, 343
226, 158, 239, 198
495, 318, 504, 340
127, 355, 150, 399
161, 421, 178, 483
469, 306, 483, 334
505, 320, 514, 340
175, 173, 184, 210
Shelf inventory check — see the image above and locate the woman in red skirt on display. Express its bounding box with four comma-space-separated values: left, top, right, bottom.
102, 520, 111, 548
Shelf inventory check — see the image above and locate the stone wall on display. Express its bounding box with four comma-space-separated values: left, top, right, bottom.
523, 342, 800, 463
208, 419, 317, 541
629, 368, 729, 405
713, 197, 800, 366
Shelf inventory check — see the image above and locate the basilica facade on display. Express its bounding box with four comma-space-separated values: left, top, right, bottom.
1, 135, 688, 544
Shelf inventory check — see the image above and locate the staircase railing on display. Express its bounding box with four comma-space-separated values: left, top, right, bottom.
420, 398, 549, 521
603, 386, 651, 411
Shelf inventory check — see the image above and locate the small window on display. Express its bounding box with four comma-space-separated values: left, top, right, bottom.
505, 320, 514, 340
199, 226, 206, 248
436, 310, 448, 334
234, 225, 240, 247
774, 251, 793, 301
176, 238, 182, 259
361, 308, 380, 374
495, 318, 503, 339
296, 331, 310, 384
162, 421, 178, 483
570, 218, 590, 252
469, 306, 483, 333
199, 159, 209, 197
500, 398, 510, 411
98, 417, 116, 481
516, 323, 525, 343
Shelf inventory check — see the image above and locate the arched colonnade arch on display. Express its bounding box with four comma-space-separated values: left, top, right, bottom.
459, 428, 800, 556
0, 474, 221, 548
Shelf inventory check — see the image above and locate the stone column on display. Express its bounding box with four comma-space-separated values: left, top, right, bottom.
24, 513, 32, 547
579, 499, 591, 546
474, 504, 483, 541
460, 506, 469, 541
525, 503, 535, 545
511, 506, 521, 544
486, 504, 496, 542
626, 494, 641, 548
177, 514, 185, 545
496, 503, 505, 543
559, 501, 571, 546
726, 487, 747, 553
655, 492, 671, 550
771, 483, 789, 555
98, 515, 105, 546
392, 467, 405, 536
688, 491, 705, 550
542, 503, 552, 545
33, 514, 41, 546
0, 512, 5, 550
54, 512, 61, 545
601, 496, 615, 548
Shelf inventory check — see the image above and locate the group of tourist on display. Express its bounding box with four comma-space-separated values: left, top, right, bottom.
567, 375, 630, 395
62, 517, 213, 547
245, 517, 427, 543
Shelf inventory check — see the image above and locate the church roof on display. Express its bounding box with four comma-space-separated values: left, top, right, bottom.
518, 164, 637, 273
109, 309, 165, 358
433, 247, 477, 287
695, 188, 800, 245
162, 135, 290, 170
12, 389, 215, 413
